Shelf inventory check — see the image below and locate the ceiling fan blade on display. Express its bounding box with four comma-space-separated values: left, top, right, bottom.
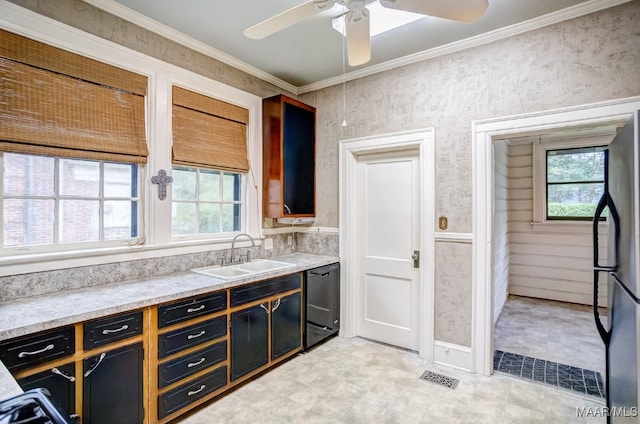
379, 0, 489, 23
244, 0, 334, 39
345, 9, 371, 67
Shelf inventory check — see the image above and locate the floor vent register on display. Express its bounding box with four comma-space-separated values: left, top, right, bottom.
419, 370, 460, 389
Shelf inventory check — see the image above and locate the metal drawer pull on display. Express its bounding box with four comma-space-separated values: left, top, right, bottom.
51, 367, 76, 382
187, 358, 206, 368
259, 303, 269, 313
272, 298, 281, 312
84, 352, 107, 378
101, 324, 129, 335
187, 331, 206, 340
18, 344, 55, 358
187, 305, 205, 313
188, 384, 206, 396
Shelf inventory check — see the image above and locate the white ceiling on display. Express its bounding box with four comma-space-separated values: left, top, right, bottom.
86, 0, 626, 93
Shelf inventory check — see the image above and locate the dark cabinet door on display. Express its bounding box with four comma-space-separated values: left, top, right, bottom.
283, 102, 315, 216
271, 292, 302, 360
83, 343, 144, 424
230, 303, 269, 381
17, 362, 76, 416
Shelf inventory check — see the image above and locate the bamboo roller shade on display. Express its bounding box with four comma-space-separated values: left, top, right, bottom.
0, 29, 147, 95
0, 30, 148, 163
172, 87, 249, 173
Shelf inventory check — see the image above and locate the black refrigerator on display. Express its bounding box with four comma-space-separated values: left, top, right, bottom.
593, 110, 640, 423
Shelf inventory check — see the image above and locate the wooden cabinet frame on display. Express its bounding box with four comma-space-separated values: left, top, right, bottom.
4, 272, 305, 424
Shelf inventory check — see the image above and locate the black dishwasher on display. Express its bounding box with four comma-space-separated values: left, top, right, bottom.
304, 263, 340, 349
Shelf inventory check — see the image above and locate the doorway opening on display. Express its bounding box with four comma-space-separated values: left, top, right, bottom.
490, 126, 616, 398
472, 96, 640, 377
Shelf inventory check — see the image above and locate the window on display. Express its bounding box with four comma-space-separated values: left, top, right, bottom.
545, 146, 606, 220
2, 153, 139, 248
171, 166, 242, 236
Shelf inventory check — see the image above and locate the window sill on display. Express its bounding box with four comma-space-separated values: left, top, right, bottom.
530, 220, 607, 234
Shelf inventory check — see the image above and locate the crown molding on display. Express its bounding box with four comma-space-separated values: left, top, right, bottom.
83, 0, 299, 94
297, 0, 633, 93
31, 0, 635, 95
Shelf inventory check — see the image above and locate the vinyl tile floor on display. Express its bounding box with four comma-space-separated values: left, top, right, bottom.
494, 295, 607, 377
177, 336, 606, 424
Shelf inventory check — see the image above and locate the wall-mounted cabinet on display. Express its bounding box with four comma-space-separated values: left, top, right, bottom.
263, 95, 316, 220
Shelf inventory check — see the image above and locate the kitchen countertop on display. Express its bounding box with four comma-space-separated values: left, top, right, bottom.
0, 253, 338, 399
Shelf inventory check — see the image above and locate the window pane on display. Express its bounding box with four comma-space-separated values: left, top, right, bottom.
105, 163, 135, 198
547, 148, 605, 183
548, 183, 604, 218
60, 199, 99, 242
199, 203, 220, 233
3, 199, 54, 246
104, 200, 135, 239
60, 159, 100, 197
172, 168, 196, 201
200, 170, 220, 202
222, 203, 240, 232
172, 202, 196, 235
222, 173, 241, 202
3, 153, 54, 196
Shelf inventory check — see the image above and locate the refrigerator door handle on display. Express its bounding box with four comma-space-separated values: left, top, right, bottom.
592, 192, 612, 345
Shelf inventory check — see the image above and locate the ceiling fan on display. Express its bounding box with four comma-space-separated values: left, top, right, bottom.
244, 0, 489, 67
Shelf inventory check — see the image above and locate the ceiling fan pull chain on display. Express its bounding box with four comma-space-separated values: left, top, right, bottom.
341, 4, 348, 128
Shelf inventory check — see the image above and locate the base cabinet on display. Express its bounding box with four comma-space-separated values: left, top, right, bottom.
230, 274, 303, 383
2, 269, 314, 424
16, 362, 76, 416
230, 304, 269, 381
83, 342, 144, 424
271, 292, 301, 360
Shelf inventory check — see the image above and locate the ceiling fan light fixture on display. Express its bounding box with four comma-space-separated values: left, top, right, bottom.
332, 0, 424, 38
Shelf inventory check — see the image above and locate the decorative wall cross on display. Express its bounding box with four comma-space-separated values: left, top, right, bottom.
151, 169, 173, 200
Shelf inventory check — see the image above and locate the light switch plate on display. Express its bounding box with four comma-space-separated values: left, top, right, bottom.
438, 216, 448, 231
264, 238, 273, 250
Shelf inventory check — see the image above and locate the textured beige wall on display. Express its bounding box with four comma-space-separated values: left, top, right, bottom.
8, 0, 640, 347
305, 1, 640, 345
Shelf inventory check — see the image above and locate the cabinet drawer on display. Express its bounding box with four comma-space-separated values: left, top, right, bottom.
158, 365, 227, 419
83, 311, 142, 350
158, 291, 227, 328
158, 316, 227, 359
158, 341, 227, 389
0, 327, 75, 371
230, 273, 301, 307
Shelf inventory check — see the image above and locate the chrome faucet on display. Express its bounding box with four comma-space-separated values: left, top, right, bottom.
230, 233, 256, 264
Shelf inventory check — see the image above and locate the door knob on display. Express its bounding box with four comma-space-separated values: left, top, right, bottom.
412, 250, 420, 268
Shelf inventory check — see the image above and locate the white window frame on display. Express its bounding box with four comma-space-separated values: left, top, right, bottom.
0, 4, 263, 274
170, 166, 245, 239
532, 133, 615, 227
0, 154, 144, 255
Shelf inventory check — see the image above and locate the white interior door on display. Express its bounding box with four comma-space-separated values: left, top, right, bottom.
355, 149, 421, 351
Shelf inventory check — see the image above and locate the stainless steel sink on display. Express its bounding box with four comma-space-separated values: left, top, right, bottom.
191, 259, 295, 280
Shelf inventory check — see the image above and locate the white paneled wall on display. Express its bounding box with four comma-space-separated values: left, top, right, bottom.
493, 141, 509, 323
506, 143, 607, 306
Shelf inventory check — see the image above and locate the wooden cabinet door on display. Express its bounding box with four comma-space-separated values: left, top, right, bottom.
282, 102, 315, 216
271, 292, 302, 360
83, 343, 144, 424
17, 362, 76, 416
230, 303, 269, 381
